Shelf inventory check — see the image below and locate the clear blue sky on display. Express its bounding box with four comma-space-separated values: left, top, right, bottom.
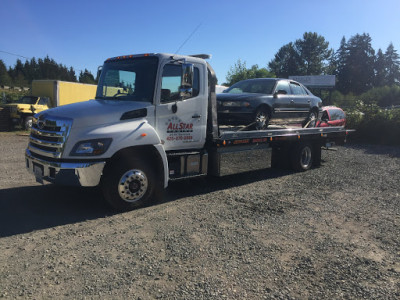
1, 0, 399, 84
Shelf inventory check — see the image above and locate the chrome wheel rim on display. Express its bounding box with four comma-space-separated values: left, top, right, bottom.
308, 112, 317, 127
255, 111, 268, 129
300, 146, 312, 169
118, 169, 148, 202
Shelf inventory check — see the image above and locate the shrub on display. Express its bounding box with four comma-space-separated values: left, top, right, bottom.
346, 104, 400, 145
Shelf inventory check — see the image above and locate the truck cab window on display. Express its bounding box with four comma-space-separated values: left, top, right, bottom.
161, 64, 199, 103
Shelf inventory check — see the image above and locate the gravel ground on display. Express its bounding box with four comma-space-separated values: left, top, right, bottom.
0, 132, 399, 299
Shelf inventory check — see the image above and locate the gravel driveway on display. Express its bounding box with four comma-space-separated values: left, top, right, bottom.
0, 132, 399, 299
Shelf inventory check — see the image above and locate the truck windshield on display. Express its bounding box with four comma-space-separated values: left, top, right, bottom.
96, 56, 158, 102
16, 96, 39, 104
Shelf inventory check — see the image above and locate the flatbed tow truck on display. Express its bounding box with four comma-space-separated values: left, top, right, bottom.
25, 53, 351, 210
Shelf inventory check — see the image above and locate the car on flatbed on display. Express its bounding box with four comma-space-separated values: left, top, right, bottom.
217, 78, 322, 129
317, 106, 346, 127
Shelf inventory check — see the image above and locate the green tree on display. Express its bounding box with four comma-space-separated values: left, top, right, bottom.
374, 49, 386, 87
268, 42, 301, 78
269, 32, 332, 77
295, 32, 333, 75
385, 43, 400, 85
9, 59, 28, 87
0, 60, 12, 86
336, 33, 375, 95
225, 59, 274, 86
79, 69, 96, 84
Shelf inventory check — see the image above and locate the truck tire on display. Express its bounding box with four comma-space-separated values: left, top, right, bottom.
101, 157, 162, 211
24, 116, 33, 130
291, 142, 313, 171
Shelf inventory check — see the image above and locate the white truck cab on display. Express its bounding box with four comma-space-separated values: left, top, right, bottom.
26, 53, 215, 210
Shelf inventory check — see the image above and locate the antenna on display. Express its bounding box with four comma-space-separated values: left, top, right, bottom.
174, 22, 202, 55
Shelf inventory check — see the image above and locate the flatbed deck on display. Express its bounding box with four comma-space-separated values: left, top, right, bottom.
216, 125, 350, 147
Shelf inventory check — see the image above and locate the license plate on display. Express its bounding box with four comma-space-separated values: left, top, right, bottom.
33, 164, 44, 184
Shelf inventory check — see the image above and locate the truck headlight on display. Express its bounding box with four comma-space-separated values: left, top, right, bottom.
70, 138, 112, 156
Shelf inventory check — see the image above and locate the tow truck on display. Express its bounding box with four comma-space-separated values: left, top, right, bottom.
25, 53, 350, 210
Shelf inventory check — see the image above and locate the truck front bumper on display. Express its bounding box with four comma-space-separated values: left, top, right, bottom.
25, 149, 106, 187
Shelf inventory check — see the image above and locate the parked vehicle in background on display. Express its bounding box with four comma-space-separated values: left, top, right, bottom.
317, 106, 346, 127
217, 78, 322, 130
215, 85, 228, 93
4, 80, 97, 130
6, 96, 50, 129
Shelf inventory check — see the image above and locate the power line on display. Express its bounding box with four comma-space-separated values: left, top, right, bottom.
0, 50, 30, 60
0, 49, 88, 74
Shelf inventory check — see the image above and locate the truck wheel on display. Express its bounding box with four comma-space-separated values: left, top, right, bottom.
254, 107, 270, 130
24, 116, 33, 130
291, 143, 313, 171
101, 157, 162, 211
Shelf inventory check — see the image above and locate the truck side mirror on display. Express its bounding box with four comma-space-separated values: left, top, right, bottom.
180, 63, 193, 99
97, 66, 103, 81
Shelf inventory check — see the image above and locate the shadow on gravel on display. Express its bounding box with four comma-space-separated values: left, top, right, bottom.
0, 168, 292, 238
0, 185, 111, 238
164, 167, 292, 203
345, 143, 400, 158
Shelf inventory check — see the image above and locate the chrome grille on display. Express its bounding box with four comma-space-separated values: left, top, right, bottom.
28, 116, 73, 158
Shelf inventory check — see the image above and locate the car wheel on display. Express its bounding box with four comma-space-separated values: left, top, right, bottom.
303, 109, 318, 128
254, 108, 270, 130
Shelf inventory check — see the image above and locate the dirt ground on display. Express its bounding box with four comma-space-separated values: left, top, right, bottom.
0, 132, 399, 299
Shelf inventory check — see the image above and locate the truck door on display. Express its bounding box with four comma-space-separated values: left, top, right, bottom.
155, 63, 207, 151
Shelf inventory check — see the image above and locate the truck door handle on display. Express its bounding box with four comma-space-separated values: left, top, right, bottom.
192, 114, 201, 119
290, 100, 294, 103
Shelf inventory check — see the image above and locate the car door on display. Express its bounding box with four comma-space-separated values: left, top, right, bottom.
271, 80, 292, 122
155, 63, 207, 151
289, 82, 310, 122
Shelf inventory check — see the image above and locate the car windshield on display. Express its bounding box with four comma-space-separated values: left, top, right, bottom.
224, 79, 276, 95
16, 96, 38, 104
96, 56, 158, 102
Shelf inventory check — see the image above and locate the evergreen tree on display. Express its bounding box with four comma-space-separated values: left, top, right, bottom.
0, 60, 12, 86
269, 32, 332, 77
374, 49, 386, 87
68, 67, 77, 82
268, 42, 301, 78
333, 37, 348, 93
336, 34, 375, 94
385, 43, 400, 85
294, 32, 333, 75
79, 69, 96, 84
